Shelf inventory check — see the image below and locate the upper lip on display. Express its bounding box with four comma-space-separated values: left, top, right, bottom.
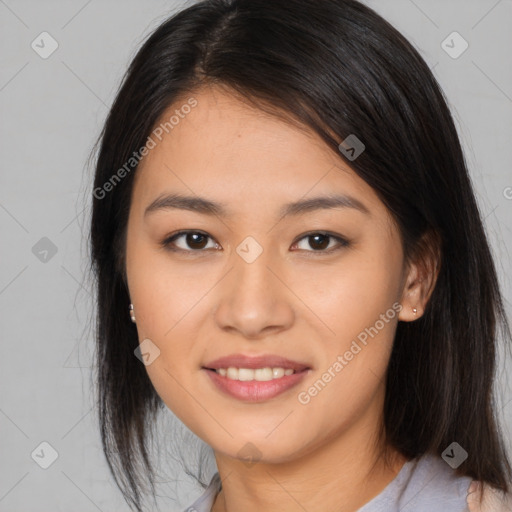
203, 354, 311, 372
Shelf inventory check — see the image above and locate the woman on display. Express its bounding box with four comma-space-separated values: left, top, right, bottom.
89, 0, 512, 510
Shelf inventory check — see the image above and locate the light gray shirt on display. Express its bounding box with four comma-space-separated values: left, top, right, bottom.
181, 452, 475, 511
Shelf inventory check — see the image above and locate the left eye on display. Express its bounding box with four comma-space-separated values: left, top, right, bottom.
161, 231, 349, 253
291, 232, 349, 252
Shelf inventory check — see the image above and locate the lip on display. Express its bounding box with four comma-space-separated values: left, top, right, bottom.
203, 367, 311, 402
202, 354, 311, 372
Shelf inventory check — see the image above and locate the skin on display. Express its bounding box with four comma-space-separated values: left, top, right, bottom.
125, 84, 438, 512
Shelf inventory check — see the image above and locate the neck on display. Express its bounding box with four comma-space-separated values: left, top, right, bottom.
211, 400, 408, 512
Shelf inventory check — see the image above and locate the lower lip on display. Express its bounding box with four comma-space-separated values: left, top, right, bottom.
203, 368, 310, 402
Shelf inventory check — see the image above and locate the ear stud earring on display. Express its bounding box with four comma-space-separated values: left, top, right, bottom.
412, 307, 418, 314
129, 303, 136, 323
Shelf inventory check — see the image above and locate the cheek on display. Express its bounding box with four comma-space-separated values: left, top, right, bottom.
292, 263, 400, 438
127, 241, 217, 336
295, 248, 402, 344
290, 245, 402, 414
144, 360, 217, 443
125, 243, 196, 407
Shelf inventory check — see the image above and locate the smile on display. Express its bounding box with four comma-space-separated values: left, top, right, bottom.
212, 367, 295, 381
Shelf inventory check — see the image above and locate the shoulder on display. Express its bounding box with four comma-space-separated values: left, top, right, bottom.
360, 453, 473, 511
181, 472, 222, 512
466, 480, 512, 512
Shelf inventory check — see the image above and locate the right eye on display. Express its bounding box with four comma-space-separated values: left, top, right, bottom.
160, 230, 221, 252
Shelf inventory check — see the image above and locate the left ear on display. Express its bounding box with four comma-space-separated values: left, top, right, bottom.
398, 229, 441, 322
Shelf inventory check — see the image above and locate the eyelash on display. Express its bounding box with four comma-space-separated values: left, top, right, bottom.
160, 230, 350, 255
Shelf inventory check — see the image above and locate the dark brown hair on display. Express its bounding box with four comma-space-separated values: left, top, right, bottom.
88, 0, 512, 510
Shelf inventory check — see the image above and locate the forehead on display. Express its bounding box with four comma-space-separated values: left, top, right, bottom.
131, 86, 386, 221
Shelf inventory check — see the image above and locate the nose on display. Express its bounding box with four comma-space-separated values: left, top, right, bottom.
213, 248, 295, 340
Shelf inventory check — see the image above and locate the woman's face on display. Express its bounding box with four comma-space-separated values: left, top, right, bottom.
125, 85, 414, 464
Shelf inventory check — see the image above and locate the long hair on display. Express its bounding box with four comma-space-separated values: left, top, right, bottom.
88, 1, 512, 510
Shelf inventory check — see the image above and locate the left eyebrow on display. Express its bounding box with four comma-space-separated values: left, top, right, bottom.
143, 192, 370, 219
279, 194, 370, 217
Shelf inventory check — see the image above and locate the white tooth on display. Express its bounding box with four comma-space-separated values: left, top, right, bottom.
255, 367, 274, 381
217, 367, 295, 380
227, 367, 239, 379
272, 367, 285, 378
238, 368, 255, 381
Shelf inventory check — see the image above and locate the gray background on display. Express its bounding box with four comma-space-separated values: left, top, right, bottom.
1, 0, 511, 510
